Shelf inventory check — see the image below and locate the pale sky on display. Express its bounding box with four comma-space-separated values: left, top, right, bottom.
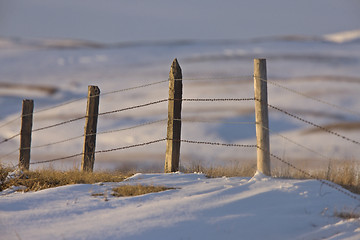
0, 0, 359, 43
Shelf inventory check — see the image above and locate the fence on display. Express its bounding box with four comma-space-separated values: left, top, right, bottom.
0, 58, 360, 201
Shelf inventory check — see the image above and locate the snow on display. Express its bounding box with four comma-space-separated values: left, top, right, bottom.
1, 172, 360, 240
323, 30, 360, 44
1, 1, 360, 238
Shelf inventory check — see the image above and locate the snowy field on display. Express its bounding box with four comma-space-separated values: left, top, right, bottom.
1, 172, 360, 240
0, 30, 360, 171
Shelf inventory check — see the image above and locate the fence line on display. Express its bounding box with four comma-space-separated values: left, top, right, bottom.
268, 103, 360, 146
0, 75, 252, 131
258, 77, 360, 117
21, 76, 251, 118
29, 99, 167, 134
2, 59, 360, 203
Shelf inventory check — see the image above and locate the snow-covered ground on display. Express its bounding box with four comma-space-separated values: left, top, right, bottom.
1, 2, 360, 239
1, 172, 360, 240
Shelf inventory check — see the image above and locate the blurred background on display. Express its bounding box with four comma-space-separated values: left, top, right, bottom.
0, 0, 359, 42
0, 0, 360, 172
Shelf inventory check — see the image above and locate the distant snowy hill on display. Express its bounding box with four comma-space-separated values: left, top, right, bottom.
323, 30, 360, 44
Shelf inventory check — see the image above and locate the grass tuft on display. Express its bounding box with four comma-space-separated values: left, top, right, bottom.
112, 184, 174, 197
334, 209, 360, 219
182, 160, 256, 178
0, 165, 131, 192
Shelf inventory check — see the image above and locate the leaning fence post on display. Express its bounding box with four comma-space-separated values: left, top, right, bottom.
165, 58, 182, 173
81, 85, 100, 172
254, 58, 271, 176
19, 99, 34, 170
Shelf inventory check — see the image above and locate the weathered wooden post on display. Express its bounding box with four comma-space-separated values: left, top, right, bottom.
165, 58, 182, 173
19, 99, 34, 170
81, 85, 100, 172
254, 58, 271, 176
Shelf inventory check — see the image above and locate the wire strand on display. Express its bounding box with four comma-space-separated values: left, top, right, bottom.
98, 99, 168, 116
174, 118, 256, 125
0, 133, 20, 145
268, 103, 360, 146
32, 116, 86, 133
30, 153, 84, 165
101, 80, 169, 96
169, 138, 257, 148
95, 138, 166, 154
257, 146, 360, 202
178, 98, 255, 102
257, 76, 360, 117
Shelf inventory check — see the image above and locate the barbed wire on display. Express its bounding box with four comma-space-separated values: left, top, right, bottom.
98, 99, 168, 116
33, 97, 87, 115
178, 98, 255, 102
32, 115, 86, 133
268, 103, 360, 146
101, 80, 169, 96
97, 119, 167, 135
256, 145, 360, 202
0, 133, 20, 145
174, 76, 253, 81
174, 118, 256, 125
257, 76, 360, 117
30, 153, 84, 165
32, 79, 169, 115
30, 138, 167, 165
169, 138, 257, 148
95, 138, 166, 154
25, 119, 167, 150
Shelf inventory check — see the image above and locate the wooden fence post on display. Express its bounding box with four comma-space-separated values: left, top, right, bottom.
254, 58, 271, 176
165, 58, 182, 173
81, 85, 100, 172
19, 99, 34, 170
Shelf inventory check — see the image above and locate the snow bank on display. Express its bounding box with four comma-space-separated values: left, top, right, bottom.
1, 173, 359, 240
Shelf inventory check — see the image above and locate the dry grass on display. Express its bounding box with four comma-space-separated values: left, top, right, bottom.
1, 160, 359, 196
112, 185, 174, 197
0, 165, 131, 192
183, 160, 360, 194
183, 161, 256, 178
271, 161, 360, 194
334, 209, 360, 220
